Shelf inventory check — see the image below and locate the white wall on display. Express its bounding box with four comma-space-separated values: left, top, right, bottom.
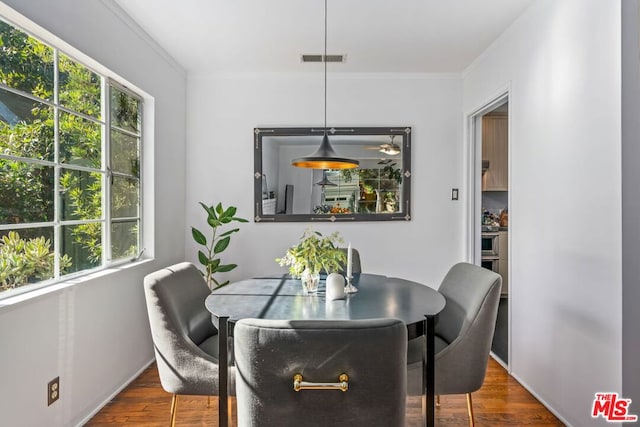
463, 1, 621, 425
186, 73, 464, 288
621, 0, 640, 409
0, 1, 186, 425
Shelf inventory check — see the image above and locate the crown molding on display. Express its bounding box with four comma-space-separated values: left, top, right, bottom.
100, 0, 186, 77
189, 71, 462, 81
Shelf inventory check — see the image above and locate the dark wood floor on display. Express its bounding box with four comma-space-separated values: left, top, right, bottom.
86, 357, 564, 426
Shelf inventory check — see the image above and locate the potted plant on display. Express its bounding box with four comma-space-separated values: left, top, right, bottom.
384, 192, 397, 212
361, 183, 376, 201
276, 229, 347, 293
192, 201, 248, 289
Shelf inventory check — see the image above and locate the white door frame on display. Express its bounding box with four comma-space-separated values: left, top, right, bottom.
464, 89, 509, 263
464, 88, 510, 369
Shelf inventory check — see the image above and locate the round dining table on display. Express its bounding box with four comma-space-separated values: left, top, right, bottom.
205, 273, 446, 427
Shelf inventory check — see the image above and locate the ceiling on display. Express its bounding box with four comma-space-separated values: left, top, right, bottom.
112, 0, 534, 74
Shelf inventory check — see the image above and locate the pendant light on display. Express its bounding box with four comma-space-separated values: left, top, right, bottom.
292, 0, 359, 170
315, 170, 338, 187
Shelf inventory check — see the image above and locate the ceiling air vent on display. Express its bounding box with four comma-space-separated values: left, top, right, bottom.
301, 54, 345, 63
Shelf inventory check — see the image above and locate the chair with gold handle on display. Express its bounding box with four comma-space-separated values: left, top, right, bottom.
233, 318, 407, 427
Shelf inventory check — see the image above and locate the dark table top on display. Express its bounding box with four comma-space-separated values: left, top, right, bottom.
205, 273, 446, 339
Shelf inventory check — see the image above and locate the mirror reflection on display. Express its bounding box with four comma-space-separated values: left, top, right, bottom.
254, 127, 411, 222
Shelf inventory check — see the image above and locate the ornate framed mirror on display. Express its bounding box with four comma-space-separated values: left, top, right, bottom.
254, 127, 411, 222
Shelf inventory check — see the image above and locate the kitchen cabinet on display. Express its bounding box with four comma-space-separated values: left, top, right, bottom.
482, 113, 508, 191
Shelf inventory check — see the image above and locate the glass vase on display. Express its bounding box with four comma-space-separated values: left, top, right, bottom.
301, 269, 320, 294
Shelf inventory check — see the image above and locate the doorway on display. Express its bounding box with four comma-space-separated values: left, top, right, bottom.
468, 93, 510, 368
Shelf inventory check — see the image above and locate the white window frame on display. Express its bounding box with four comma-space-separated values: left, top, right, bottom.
0, 15, 144, 300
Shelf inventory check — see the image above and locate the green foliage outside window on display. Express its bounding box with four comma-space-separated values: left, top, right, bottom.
0, 21, 54, 99
0, 19, 141, 291
0, 231, 71, 290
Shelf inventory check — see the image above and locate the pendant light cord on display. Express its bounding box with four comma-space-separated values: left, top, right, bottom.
290, 0, 359, 169
324, 0, 328, 138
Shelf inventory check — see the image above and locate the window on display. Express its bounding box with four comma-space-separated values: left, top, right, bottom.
0, 18, 142, 296
314, 165, 402, 215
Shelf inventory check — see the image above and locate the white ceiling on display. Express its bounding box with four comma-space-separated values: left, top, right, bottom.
112, 0, 534, 74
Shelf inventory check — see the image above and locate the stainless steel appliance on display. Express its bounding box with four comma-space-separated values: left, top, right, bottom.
481, 232, 499, 257
481, 228, 508, 299
481, 257, 499, 273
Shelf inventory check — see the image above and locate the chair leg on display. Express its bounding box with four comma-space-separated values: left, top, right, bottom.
436, 394, 440, 408
466, 393, 475, 427
207, 395, 211, 408
170, 394, 178, 427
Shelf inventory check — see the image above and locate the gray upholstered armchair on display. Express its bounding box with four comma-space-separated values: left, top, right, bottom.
143, 262, 234, 426
407, 262, 502, 427
233, 318, 407, 427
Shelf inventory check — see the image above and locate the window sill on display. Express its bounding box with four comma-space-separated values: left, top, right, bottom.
0, 258, 153, 312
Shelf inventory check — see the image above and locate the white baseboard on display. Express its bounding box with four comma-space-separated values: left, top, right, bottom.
75, 357, 155, 427
509, 371, 572, 427
488, 353, 571, 426
490, 351, 509, 370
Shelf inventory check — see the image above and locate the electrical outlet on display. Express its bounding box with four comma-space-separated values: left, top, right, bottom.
451, 188, 459, 200
48, 377, 59, 406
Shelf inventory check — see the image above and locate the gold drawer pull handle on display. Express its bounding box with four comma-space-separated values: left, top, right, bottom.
293, 373, 349, 392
